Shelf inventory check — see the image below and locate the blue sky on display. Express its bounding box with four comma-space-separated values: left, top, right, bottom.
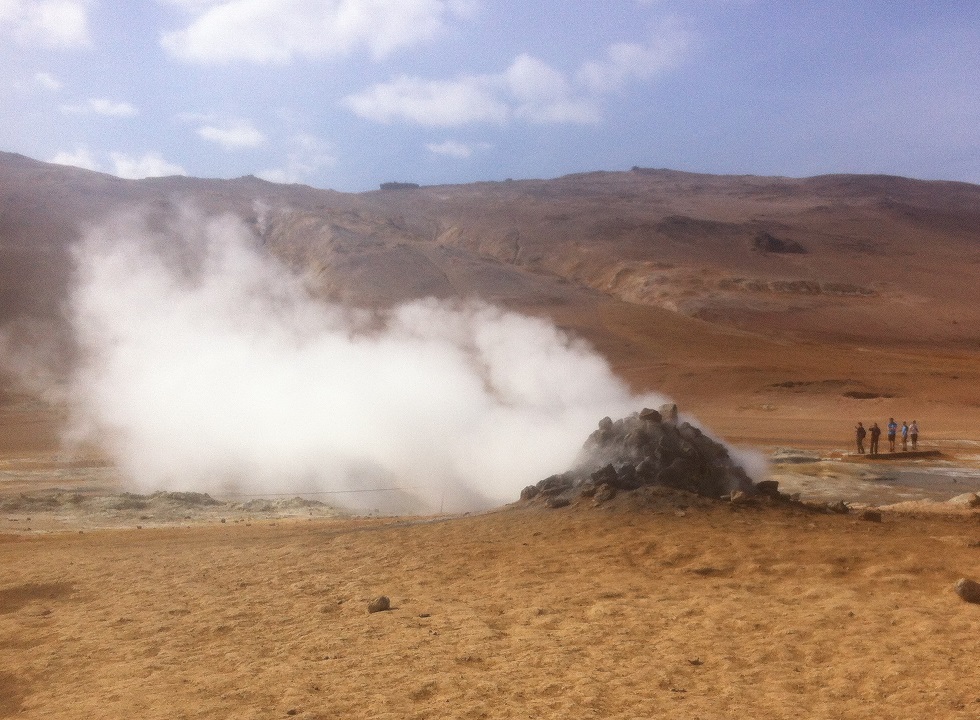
1, 0, 978, 191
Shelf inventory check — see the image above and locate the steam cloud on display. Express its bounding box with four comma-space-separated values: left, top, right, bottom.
61, 206, 665, 512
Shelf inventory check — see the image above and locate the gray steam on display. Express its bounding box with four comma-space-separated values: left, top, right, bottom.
65, 206, 666, 512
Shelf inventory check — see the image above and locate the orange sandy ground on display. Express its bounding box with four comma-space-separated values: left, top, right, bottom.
2, 502, 980, 719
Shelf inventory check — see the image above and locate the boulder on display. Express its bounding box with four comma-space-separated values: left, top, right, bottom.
755, 480, 780, 498
520, 485, 540, 501
368, 596, 391, 613
639, 407, 662, 424
954, 578, 980, 604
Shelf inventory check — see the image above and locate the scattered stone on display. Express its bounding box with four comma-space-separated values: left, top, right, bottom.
658, 403, 679, 423
639, 407, 662, 423
537, 473, 574, 497
755, 480, 781, 498
827, 500, 850, 514
954, 578, 980, 604
367, 596, 391, 613
860, 509, 883, 523
520, 485, 540, 501
593, 483, 617, 505
545, 497, 571, 509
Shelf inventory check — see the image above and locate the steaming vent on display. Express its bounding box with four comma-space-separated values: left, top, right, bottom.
520, 404, 765, 507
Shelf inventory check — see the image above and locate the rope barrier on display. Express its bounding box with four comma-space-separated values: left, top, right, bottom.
217, 487, 420, 497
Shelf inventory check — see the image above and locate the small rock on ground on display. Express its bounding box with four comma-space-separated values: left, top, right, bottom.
954, 578, 980, 604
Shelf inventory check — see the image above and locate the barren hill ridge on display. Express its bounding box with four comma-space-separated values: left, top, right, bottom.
2, 151, 979, 451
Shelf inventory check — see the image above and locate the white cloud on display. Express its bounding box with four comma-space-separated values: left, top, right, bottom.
577, 22, 691, 92
0, 0, 92, 48
196, 119, 265, 149
343, 73, 508, 127
425, 139, 475, 158
504, 54, 569, 103
257, 133, 337, 184
34, 71, 62, 90
61, 97, 139, 117
160, 0, 473, 64
110, 151, 187, 179
343, 54, 600, 127
49, 147, 187, 178
50, 145, 99, 171
344, 24, 690, 128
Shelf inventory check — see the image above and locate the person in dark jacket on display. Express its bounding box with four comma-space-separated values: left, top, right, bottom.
855, 422, 866, 454
869, 422, 882, 455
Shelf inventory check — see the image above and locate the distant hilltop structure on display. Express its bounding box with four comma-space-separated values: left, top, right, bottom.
379, 181, 420, 190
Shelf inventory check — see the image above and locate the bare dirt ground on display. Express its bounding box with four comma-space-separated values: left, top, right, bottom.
3, 500, 980, 719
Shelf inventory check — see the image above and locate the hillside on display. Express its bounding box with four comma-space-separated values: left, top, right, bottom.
1, 151, 980, 453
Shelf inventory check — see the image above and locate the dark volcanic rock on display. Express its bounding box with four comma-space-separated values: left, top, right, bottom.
520, 485, 540, 501
521, 406, 764, 507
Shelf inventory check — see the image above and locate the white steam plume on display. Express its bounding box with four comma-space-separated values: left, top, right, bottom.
66, 207, 664, 512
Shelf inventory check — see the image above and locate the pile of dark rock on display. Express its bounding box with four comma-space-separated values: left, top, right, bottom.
520, 404, 778, 508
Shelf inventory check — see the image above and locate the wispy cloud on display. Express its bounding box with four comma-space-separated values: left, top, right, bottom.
425, 139, 489, 158
577, 21, 691, 93
0, 0, 92, 48
257, 133, 337, 184
343, 73, 509, 127
50, 147, 187, 178
196, 119, 266, 149
50, 145, 99, 171
342, 53, 600, 127
34, 71, 63, 91
344, 26, 690, 128
110, 151, 187, 179
160, 0, 474, 64
60, 98, 139, 117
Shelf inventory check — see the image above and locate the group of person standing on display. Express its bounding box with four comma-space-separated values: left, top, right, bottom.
855, 418, 919, 455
